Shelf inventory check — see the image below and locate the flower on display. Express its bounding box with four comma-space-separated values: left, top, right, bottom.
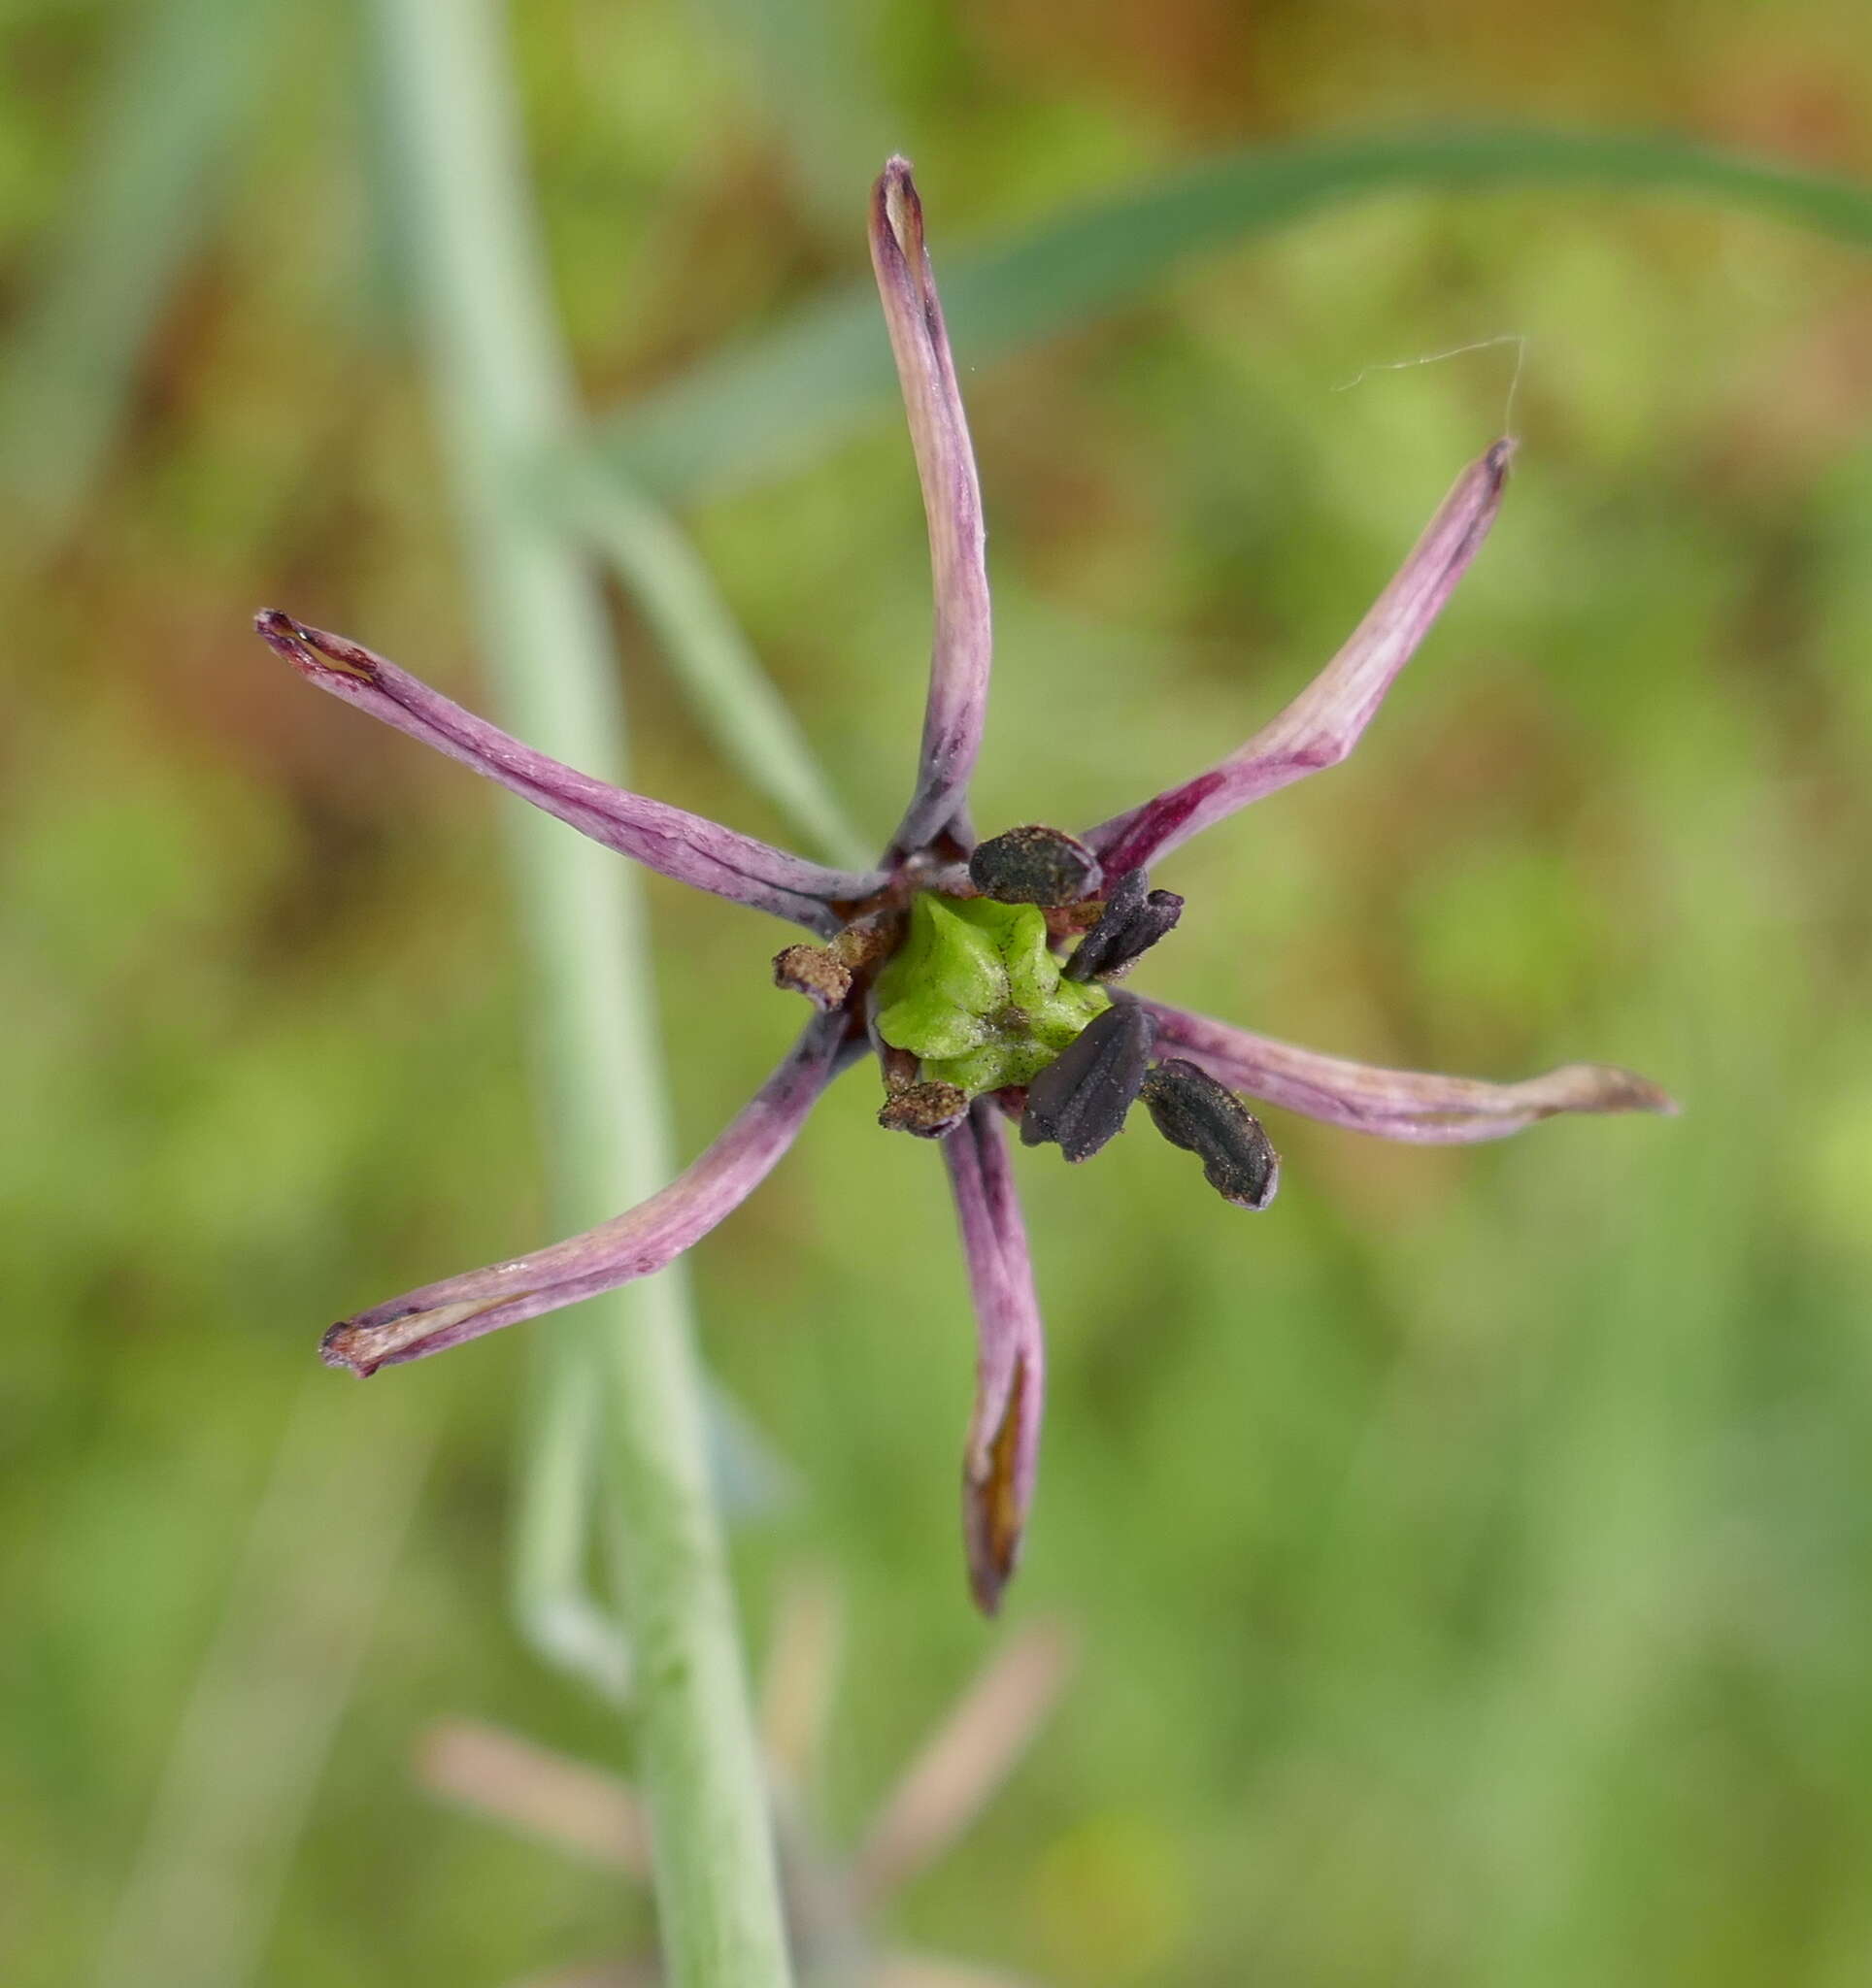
256, 157, 1674, 1614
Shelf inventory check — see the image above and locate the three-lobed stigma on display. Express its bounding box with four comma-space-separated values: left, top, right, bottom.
873, 894, 1112, 1095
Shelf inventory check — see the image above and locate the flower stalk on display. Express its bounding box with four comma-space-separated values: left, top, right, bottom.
367, 0, 794, 1978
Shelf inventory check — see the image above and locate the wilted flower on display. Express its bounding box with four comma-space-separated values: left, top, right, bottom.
257, 157, 1673, 1613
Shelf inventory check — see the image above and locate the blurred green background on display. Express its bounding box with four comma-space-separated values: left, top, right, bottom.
5, 1, 1872, 1983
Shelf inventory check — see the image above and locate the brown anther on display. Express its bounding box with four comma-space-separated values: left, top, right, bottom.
774, 944, 853, 1011
774, 915, 899, 1011
878, 1080, 970, 1139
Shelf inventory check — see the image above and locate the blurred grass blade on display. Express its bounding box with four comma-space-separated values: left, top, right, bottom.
703, 1372, 804, 1517
852, 1620, 1074, 1907
756, 1565, 844, 1792
418, 1718, 654, 1875
679, 0, 894, 227
554, 457, 871, 866
590, 126, 1872, 502
96, 1379, 432, 1988
0, 0, 284, 559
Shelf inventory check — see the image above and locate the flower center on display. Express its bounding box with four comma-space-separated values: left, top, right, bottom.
873, 893, 1111, 1095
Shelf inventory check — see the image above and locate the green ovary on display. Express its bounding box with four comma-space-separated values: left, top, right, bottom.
873, 894, 1111, 1094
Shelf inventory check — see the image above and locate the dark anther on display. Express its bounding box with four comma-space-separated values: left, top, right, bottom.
968, 825, 1103, 908
1062, 868, 1184, 982
879, 1080, 970, 1139
1020, 1002, 1156, 1163
1139, 1059, 1281, 1209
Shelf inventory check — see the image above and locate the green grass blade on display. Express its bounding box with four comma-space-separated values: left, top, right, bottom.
677, 0, 894, 227
96, 1379, 433, 1988
0, 0, 284, 560
591, 126, 1872, 503
553, 457, 872, 866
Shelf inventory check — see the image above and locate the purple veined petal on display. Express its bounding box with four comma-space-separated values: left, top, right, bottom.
870, 158, 992, 856
1139, 997, 1678, 1144
1085, 442, 1514, 876
321, 1011, 862, 1375
255, 613, 885, 932
942, 1101, 1047, 1615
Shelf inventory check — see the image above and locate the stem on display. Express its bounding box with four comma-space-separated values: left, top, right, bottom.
511, 1341, 633, 1706
371, 2, 793, 1979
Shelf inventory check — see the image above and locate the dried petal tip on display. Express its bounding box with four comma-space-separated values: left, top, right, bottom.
969, 826, 1104, 908
1021, 1002, 1156, 1162
320, 1321, 370, 1375
945, 1107, 1046, 1616
774, 943, 852, 1011
253, 609, 379, 684
1063, 869, 1184, 982
319, 1295, 512, 1378
1141, 1059, 1281, 1209
321, 1318, 396, 1377
964, 1351, 1033, 1617
1541, 1063, 1680, 1117
879, 1079, 970, 1139
877, 153, 920, 247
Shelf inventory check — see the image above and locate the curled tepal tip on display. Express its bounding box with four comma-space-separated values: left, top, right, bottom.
319, 1297, 509, 1378
253, 610, 380, 684
1539, 1062, 1681, 1119
875, 154, 920, 252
